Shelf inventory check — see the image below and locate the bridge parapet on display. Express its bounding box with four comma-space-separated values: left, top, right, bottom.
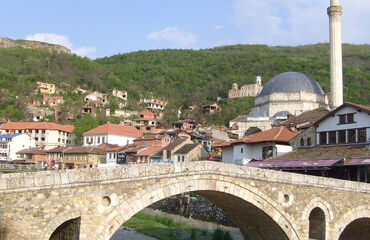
1, 161, 369, 193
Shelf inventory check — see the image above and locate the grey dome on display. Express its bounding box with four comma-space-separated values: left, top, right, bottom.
259, 72, 324, 96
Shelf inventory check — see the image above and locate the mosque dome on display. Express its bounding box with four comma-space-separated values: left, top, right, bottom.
259, 72, 324, 96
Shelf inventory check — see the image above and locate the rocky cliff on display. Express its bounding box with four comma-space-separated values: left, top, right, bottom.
0, 37, 71, 54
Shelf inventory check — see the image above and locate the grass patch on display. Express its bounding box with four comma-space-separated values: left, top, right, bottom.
123, 211, 223, 240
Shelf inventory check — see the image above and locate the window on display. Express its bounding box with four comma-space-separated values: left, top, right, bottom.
348, 129, 356, 143
319, 132, 327, 145
358, 128, 366, 142
347, 113, 354, 123
97, 137, 100, 144
241, 148, 243, 153
307, 138, 312, 146
300, 138, 304, 146
338, 113, 355, 124
338, 130, 346, 143
182, 156, 185, 162
262, 146, 274, 159
328, 131, 336, 144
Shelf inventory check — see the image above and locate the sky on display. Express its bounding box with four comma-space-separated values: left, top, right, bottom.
1, 0, 369, 59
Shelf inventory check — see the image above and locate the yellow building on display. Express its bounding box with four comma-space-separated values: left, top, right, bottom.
37, 82, 56, 94
62, 146, 105, 169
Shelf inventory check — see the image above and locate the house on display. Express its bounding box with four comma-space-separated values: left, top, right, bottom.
190, 131, 212, 152
246, 102, 370, 183
112, 89, 127, 101
275, 107, 330, 150
202, 103, 221, 114
133, 109, 157, 132
228, 76, 263, 98
0, 133, 36, 162
16, 147, 46, 164
153, 137, 194, 162
81, 105, 96, 117
62, 146, 106, 169
36, 82, 56, 95
173, 119, 197, 131
32, 109, 45, 122
84, 91, 108, 107
172, 143, 210, 163
45, 146, 68, 169
83, 123, 142, 146
112, 109, 138, 118
220, 126, 299, 165
133, 134, 171, 147
1, 122, 74, 150
42, 94, 64, 107
141, 98, 168, 111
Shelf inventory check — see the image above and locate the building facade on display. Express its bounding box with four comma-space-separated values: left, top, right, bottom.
0, 133, 36, 161
83, 123, 142, 146
1, 122, 74, 150
228, 76, 263, 98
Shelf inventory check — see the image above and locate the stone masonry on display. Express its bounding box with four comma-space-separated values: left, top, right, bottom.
0, 162, 369, 240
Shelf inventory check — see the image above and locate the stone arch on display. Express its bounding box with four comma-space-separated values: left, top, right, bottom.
302, 198, 333, 239
331, 205, 370, 240
92, 176, 302, 240
41, 210, 81, 240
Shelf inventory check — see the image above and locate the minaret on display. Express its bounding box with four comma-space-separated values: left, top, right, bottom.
328, 0, 343, 108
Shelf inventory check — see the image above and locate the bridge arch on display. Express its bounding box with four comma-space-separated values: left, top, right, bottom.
302, 197, 333, 239
41, 210, 81, 240
90, 175, 302, 240
332, 205, 370, 240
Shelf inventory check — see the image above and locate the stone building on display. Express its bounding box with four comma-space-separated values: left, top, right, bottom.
228, 76, 263, 98
112, 89, 127, 101
230, 72, 330, 138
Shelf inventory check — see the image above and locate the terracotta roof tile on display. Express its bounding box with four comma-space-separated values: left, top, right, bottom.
135, 146, 164, 156
63, 146, 105, 155
83, 123, 142, 138
219, 127, 300, 147
276, 107, 329, 129
1, 122, 74, 132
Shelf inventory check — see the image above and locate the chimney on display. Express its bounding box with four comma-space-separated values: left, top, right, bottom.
328, 0, 343, 108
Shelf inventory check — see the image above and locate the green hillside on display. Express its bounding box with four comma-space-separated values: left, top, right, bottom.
0, 43, 369, 125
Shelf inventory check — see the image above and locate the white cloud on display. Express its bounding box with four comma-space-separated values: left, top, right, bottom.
213, 25, 224, 30
25, 33, 96, 58
231, 0, 370, 45
147, 27, 197, 47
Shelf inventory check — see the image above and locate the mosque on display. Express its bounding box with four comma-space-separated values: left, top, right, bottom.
230, 0, 343, 138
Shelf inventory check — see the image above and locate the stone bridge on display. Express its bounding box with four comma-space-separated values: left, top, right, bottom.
0, 162, 369, 240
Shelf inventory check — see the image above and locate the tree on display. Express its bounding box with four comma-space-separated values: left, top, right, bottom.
74, 114, 99, 145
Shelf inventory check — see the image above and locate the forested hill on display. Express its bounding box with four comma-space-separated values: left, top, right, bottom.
96, 44, 369, 106
0, 43, 369, 125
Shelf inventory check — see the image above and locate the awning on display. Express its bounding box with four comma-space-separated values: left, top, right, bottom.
344, 158, 370, 166
247, 158, 343, 170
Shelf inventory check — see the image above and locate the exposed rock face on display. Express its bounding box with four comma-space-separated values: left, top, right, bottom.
0, 37, 71, 54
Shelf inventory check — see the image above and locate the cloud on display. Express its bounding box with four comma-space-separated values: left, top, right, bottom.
25, 33, 96, 58
147, 27, 197, 47
213, 25, 224, 30
231, 0, 370, 45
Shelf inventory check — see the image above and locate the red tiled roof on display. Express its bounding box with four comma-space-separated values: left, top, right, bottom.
219, 127, 300, 147
345, 102, 370, 112
96, 143, 119, 150
276, 107, 329, 129
135, 146, 164, 156
1, 122, 74, 132
63, 146, 105, 154
83, 123, 142, 137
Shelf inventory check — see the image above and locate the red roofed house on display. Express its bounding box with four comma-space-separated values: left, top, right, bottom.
133, 109, 157, 132
220, 126, 299, 165
1, 122, 74, 150
83, 123, 142, 147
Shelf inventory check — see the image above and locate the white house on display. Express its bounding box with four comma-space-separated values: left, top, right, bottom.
83, 123, 142, 147
316, 102, 370, 146
1, 122, 74, 150
0, 133, 36, 161
220, 126, 299, 165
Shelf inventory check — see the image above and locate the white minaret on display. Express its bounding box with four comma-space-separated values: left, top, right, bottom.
328, 0, 343, 108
